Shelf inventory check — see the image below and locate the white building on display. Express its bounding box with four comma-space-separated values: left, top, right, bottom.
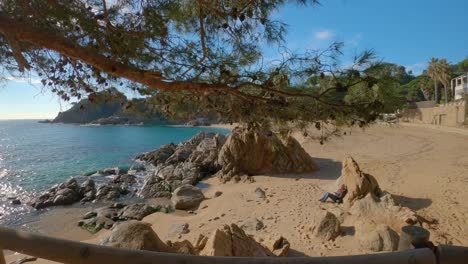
452, 73, 468, 100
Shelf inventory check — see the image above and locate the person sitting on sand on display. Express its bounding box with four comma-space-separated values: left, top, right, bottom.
319, 185, 347, 203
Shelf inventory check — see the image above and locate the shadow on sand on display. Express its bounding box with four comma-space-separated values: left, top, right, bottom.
288, 248, 309, 257
265, 158, 342, 180
391, 194, 432, 211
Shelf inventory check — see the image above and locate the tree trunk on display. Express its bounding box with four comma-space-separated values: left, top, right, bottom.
444, 85, 448, 104
434, 82, 439, 104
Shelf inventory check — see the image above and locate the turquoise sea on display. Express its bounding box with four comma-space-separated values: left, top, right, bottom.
0, 120, 228, 223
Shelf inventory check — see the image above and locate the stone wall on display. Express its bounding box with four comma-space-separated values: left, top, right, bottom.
401, 100, 467, 127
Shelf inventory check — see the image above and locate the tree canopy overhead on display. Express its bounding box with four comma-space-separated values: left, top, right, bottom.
0, 0, 404, 133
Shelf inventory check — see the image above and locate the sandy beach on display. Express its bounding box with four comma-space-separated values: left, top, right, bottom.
6, 123, 468, 263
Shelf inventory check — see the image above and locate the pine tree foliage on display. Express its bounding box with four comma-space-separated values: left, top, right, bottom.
0, 0, 404, 135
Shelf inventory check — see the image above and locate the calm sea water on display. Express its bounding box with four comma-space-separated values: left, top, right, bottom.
0, 120, 228, 223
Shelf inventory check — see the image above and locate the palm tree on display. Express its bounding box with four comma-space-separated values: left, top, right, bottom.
438, 59, 452, 103
427, 58, 440, 103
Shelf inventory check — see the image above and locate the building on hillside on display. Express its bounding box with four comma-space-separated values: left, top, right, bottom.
452, 73, 468, 100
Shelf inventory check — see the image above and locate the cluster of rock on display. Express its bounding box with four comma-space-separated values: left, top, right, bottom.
137, 128, 318, 200
137, 132, 226, 199
78, 203, 171, 233
101, 221, 290, 257
317, 156, 419, 252
28, 167, 142, 209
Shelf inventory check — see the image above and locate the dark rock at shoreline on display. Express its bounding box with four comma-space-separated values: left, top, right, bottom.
186, 119, 211, 127
38, 119, 52, 124
28, 166, 139, 209
113, 174, 137, 185
138, 132, 226, 199
119, 203, 158, 220
79, 203, 172, 233
96, 184, 128, 200
91, 116, 143, 126
28, 178, 85, 209
136, 143, 176, 166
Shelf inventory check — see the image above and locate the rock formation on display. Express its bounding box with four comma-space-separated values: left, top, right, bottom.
100, 221, 290, 257
199, 224, 273, 257
216, 127, 317, 182
355, 221, 399, 252
308, 211, 341, 241
139, 132, 225, 198
79, 203, 170, 233
339, 156, 381, 204
28, 166, 143, 210
171, 184, 205, 210
349, 192, 418, 230
101, 221, 174, 252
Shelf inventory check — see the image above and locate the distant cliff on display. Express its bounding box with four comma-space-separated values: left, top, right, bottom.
51, 89, 167, 125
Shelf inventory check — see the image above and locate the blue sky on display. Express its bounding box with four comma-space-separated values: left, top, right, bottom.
1, 0, 467, 119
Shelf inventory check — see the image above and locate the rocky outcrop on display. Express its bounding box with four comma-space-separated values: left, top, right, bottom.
355, 221, 399, 252
338, 156, 381, 204
29, 166, 141, 209
28, 178, 89, 209
269, 236, 290, 257
136, 143, 176, 166
139, 132, 225, 198
52, 88, 127, 124
216, 127, 317, 182
99, 222, 290, 257
101, 221, 174, 252
349, 192, 418, 230
79, 203, 168, 233
308, 211, 341, 241
199, 224, 273, 257
171, 185, 205, 210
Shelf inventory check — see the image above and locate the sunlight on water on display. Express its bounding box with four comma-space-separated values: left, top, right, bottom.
0, 120, 228, 223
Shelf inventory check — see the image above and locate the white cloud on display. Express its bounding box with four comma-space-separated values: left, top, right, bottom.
314, 30, 334, 40
3, 76, 41, 84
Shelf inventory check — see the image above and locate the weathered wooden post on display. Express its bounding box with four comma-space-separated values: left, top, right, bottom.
398, 225, 431, 251
436, 245, 468, 264
0, 248, 6, 264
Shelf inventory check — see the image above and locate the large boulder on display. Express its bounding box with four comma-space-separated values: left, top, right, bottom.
339, 156, 381, 204
349, 192, 418, 230
308, 211, 341, 241
199, 224, 272, 257
355, 221, 399, 252
216, 127, 317, 182
101, 221, 174, 252
119, 203, 158, 221
171, 185, 205, 210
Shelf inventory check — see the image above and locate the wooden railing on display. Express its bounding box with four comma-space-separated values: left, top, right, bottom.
0, 226, 466, 264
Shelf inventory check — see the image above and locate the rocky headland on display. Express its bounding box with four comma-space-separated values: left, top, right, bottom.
44, 88, 219, 126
